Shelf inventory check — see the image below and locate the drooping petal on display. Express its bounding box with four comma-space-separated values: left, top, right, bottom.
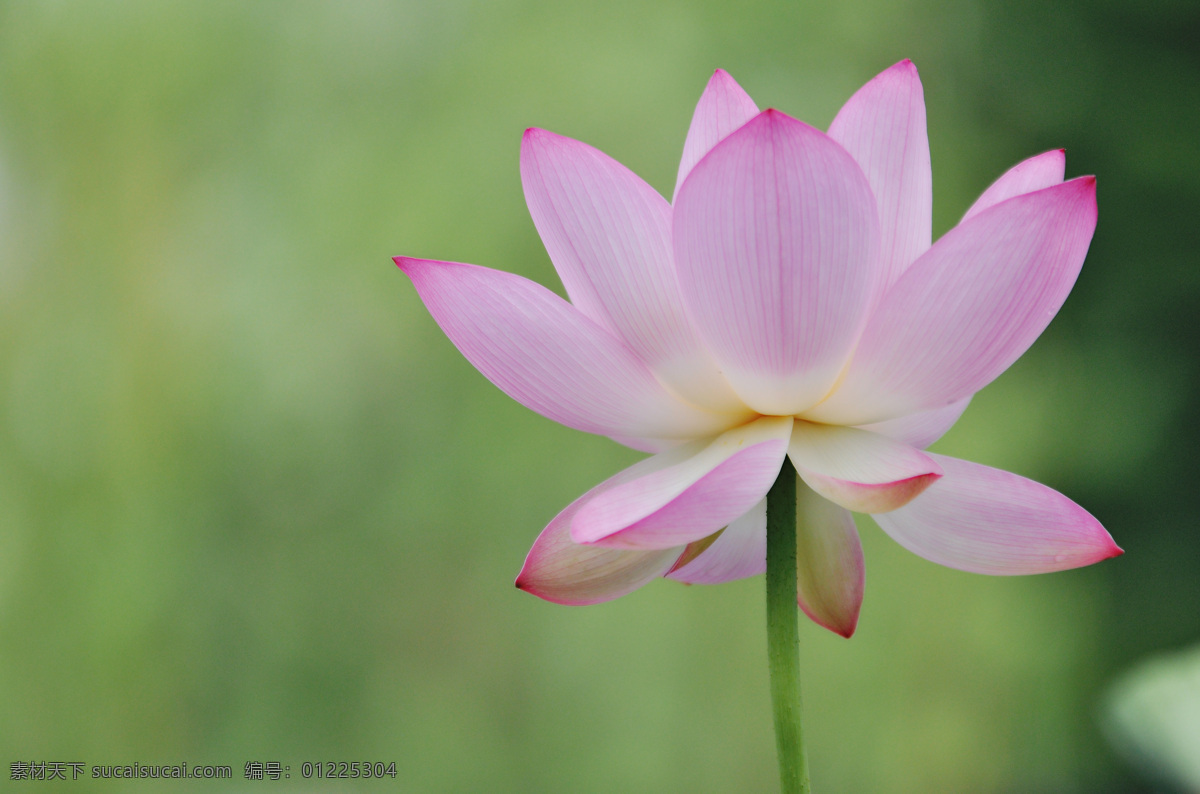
795, 480, 864, 638
872, 453, 1123, 575
572, 416, 794, 549
787, 421, 942, 514
673, 110, 882, 415
804, 177, 1098, 425
521, 130, 747, 413
674, 69, 760, 200
666, 498, 767, 584
828, 59, 932, 289
516, 459, 684, 605
855, 396, 972, 450
962, 149, 1066, 222
397, 258, 730, 440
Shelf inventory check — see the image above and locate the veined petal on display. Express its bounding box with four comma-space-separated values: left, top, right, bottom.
516, 459, 684, 605
828, 59, 932, 289
805, 177, 1098, 425
674, 109, 882, 415
666, 498, 767, 584
855, 396, 972, 450
962, 149, 1066, 222
572, 416, 794, 549
397, 258, 731, 440
872, 454, 1123, 575
674, 69, 760, 200
788, 422, 941, 513
521, 130, 747, 413
795, 480, 864, 638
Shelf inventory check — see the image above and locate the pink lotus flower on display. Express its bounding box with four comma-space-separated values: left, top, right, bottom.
396, 60, 1122, 637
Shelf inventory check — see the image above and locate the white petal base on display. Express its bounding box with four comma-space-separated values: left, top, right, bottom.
788, 421, 941, 513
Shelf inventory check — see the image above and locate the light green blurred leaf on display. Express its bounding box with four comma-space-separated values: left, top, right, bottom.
1106, 644, 1200, 793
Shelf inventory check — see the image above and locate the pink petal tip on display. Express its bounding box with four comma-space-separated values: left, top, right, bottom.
799, 605, 858, 639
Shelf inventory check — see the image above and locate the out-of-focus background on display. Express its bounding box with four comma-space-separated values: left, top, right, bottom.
0, 1, 1196, 792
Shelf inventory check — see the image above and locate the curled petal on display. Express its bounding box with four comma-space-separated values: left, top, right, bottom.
962, 149, 1066, 222
828, 59, 932, 289
674, 109, 881, 415
516, 461, 683, 605
572, 416, 794, 549
805, 177, 1098, 425
872, 454, 1123, 575
787, 422, 942, 514
667, 498, 767, 584
521, 130, 746, 413
795, 480, 865, 638
397, 258, 730, 440
675, 69, 760, 200
855, 396, 972, 450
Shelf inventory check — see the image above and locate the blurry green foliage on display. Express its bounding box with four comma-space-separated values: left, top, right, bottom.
0, 0, 1195, 791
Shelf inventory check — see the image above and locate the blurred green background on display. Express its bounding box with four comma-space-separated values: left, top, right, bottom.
0, 0, 1196, 791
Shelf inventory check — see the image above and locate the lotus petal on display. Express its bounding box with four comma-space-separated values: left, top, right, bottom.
397, 257, 730, 440
829, 59, 932, 290
962, 149, 1066, 222
788, 421, 942, 513
795, 480, 865, 638
521, 130, 746, 413
516, 458, 684, 605
573, 416, 793, 549
674, 109, 881, 415
805, 177, 1098, 425
667, 498, 767, 584
872, 453, 1123, 574
675, 69, 760, 199
855, 396, 972, 450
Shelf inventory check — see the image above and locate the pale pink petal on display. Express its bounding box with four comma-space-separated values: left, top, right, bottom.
666, 498, 767, 584
855, 396, 972, 449
674, 69, 760, 200
872, 454, 1123, 575
673, 110, 882, 415
397, 258, 730, 440
521, 130, 747, 413
804, 177, 1098, 425
828, 59, 932, 289
795, 481, 864, 638
962, 149, 1066, 222
516, 459, 683, 605
572, 416, 794, 549
787, 422, 942, 514
607, 435, 684, 454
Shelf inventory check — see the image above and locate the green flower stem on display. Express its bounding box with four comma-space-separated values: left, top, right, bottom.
766, 456, 811, 794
